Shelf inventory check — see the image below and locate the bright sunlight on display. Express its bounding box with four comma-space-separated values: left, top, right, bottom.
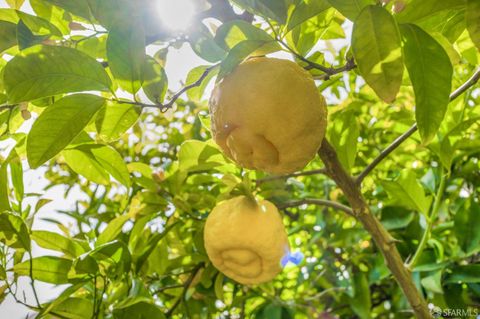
156, 0, 195, 31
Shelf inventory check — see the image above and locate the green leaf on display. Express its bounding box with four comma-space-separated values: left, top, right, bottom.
466, 0, 480, 51
327, 109, 359, 172
189, 24, 226, 63
44, 0, 92, 20
420, 270, 443, 294
16, 11, 62, 37
400, 24, 453, 144
215, 20, 276, 49
445, 265, 480, 284
218, 40, 281, 79
95, 102, 141, 142
185, 65, 219, 101
351, 5, 403, 103
89, 240, 131, 274
142, 57, 168, 104
232, 0, 291, 23
13, 256, 72, 284
96, 214, 130, 247
31, 231, 86, 258
4, 45, 112, 103
30, 0, 71, 35
454, 202, 480, 256
214, 273, 225, 301
287, 0, 330, 31
0, 212, 30, 251
27, 94, 105, 168
8, 151, 24, 203
349, 271, 371, 319
50, 298, 94, 319
113, 300, 166, 319
177, 140, 225, 172
106, 19, 145, 94
16, 19, 48, 50
0, 164, 11, 211
395, 0, 466, 24
381, 170, 431, 213
381, 206, 414, 230
64, 144, 131, 187
0, 21, 17, 53
5, 0, 24, 9
326, 0, 373, 21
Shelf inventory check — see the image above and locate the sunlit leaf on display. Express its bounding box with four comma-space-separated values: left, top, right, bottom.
326, 0, 374, 21
32, 230, 86, 258
142, 57, 168, 104
352, 6, 403, 102
287, 0, 330, 31
4, 45, 112, 103
0, 212, 30, 251
27, 94, 105, 168
13, 256, 72, 284
466, 0, 480, 51
96, 214, 130, 247
95, 102, 141, 142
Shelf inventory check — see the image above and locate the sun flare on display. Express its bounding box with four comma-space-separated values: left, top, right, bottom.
156, 0, 195, 31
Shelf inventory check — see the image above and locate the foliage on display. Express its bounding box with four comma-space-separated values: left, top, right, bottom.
0, 0, 479, 318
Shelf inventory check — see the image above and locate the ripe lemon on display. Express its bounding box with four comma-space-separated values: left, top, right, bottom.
209, 57, 327, 174
204, 196, 289, 285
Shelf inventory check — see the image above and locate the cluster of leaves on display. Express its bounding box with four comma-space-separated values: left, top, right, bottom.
0, 0, 479, 318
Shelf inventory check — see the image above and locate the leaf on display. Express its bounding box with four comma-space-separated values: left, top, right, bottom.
188, 24, 226, 63
63, 147, 110, 185
214, 273, 225, 301
64, 144, 131, 187
232, 0, 291, 23
8, 151, 24, 203
106, 19, 145, 94
5, 0, 25, 9
31, 231, 86, 258
27, 94, 105, 168
326, 0, 373, 21
44, 0, 92, 20
142, 57, 168, 104
349, 271, 371, 319
400, 24, 453, 144
381, 170, 431, 214
0, 212, 30, 251
215, 20, 276, 49
327, 109, 359, 172
96, 214, 130, 247
177, 140, 224, 172
445, 265, 480, 284
381, 206, 414, 230
95, 102, 141, 142
0, 164, 10, 211
50, 298, 94, 319
4, 45, 111, 103
218, 40, 281, 79
89, 240, 131, 274
0, 21, 17, 52
113, 300, 166, 319
16, 19, 48, 50
16, 10, 62, 37
351, 5, 403, 103
13, 256, 72, 284
185, 65, 219, 101
466, 0, 480, 51
420, 270, 443, 294
395, 0, 466, 24
287, 0, 330, 31
454, 202, 480, 256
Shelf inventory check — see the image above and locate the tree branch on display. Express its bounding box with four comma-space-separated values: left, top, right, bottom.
278, 198, 354, 217
356, 67, 480, 185
318, 139, 431, 318
165, 263, 204, 317
256, 168, 328, 185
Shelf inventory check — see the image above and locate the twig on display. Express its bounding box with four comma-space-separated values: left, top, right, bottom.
28, 252, 42, 309
0, 104, 17, 112
256, 168, 328, 185
318, 139, 431, 318
407, 172, 447, 269
153, 284, 183, 295
356, 67, 480, 185
165, 263, 204, 317
278, 198, 354, 216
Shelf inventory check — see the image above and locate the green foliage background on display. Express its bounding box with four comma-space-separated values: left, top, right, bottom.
0, 0, 480, 318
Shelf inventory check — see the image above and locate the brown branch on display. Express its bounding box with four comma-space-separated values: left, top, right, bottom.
278, 198, 354, 217
165, 263, 204, 317
318, 139, 431, 318
356, 67, 480, 185
255, 168, 328, 185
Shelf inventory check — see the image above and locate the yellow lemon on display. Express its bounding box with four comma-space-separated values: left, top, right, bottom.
204, 196, 289, 285
209, 57, 327, 174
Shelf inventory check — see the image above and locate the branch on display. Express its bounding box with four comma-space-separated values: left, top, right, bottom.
278, 198, 354, 217
356, 67, 480, 185
255, 168, 328, 185
0, 104, 17, 112
318, 139, 431, 318
165, 263, 204, 317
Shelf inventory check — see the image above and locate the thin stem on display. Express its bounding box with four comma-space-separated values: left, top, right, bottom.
255, 168, 328, 185
28, 251, 42, 309
165, 263, 204, 317
0, 104, 17, 112
407, 172, 447, 269
356, 67, 480, 185
278, 198, 354, 217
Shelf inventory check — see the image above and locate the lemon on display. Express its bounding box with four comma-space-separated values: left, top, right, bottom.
204, 196, 289, 285
209, 57, 327, 174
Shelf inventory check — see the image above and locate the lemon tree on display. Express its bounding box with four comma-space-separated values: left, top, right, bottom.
0, 1, 480, 319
